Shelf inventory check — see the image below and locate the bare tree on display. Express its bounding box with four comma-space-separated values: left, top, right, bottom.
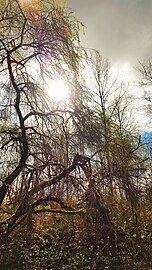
79, 50, 147, 205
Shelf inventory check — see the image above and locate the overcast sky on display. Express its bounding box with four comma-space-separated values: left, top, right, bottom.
68, 0, 152, 79
67, 0, 152, 131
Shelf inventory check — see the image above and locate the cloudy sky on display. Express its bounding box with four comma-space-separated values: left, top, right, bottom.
68, 0, 152, 79
67, 0, 152, 131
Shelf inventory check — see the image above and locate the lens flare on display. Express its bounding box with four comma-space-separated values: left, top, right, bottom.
45, 79, 69, 102
18, 0, 41, 18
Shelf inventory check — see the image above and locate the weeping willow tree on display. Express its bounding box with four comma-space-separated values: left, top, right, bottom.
0, 0, 89, 233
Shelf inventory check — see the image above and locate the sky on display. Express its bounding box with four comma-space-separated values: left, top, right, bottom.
67, 0, 152, 132
141, 131, 152, 158
67, 0, 152, 79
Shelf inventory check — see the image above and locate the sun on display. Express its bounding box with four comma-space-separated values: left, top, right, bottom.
45, 79, 69, 102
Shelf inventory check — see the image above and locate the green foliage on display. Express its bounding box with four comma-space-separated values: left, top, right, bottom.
0, 233, 94, 270
0, 199, 151, 270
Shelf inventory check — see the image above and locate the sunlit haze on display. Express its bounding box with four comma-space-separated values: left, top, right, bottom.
45, 79, 69, 102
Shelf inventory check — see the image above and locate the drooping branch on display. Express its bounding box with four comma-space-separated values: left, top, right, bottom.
23, 109, 73, 122
28, 161, 78, 197
33, 209, 85, 215
2, 154, 91, 234
6, 194, 74, 229
0, 52, 28, 205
